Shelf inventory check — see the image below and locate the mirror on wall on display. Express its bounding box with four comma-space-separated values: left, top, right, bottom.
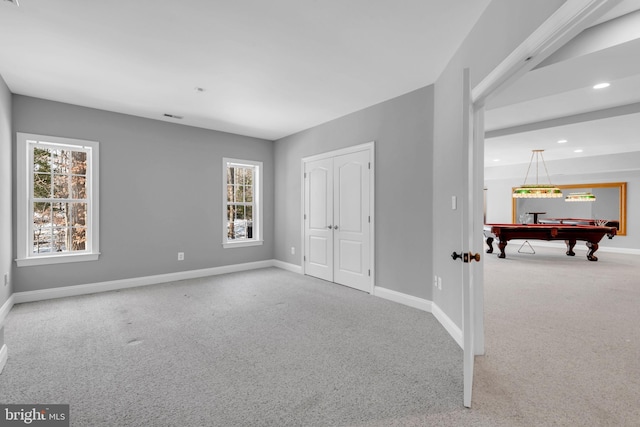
512, 182, 627, 235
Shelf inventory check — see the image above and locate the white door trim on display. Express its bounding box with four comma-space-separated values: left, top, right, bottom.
302, 142, 375, 163
301, 142, 375, 293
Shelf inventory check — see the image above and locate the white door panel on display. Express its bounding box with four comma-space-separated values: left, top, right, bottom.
334, 150, 370, 292
309, 236, 329, 265
336, 161, 363, 233
308, 167, 329, 230
304, 159, 333, 282
337, 239, 362, 273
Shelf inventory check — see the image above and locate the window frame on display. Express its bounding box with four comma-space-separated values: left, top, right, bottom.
222, 157, 263, 249
16, 132, 100, 267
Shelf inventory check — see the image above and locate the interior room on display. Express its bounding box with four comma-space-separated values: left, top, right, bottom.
479, 5, 640, 425
484, 7, 640, 251
1, 1, 639, 425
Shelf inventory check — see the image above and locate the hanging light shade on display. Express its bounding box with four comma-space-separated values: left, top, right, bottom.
512, 150, 562, 198
565, 192, 596, 202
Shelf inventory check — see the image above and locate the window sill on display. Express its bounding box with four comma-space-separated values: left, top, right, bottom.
16, 253, 100, 267
223, 240, 263, 249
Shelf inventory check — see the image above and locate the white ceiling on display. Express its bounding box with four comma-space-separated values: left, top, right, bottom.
485, 2, 640, 168
0, 0, 492, 141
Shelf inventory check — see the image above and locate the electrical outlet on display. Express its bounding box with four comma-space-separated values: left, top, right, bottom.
291, 247, 295, 255
4, 273, 7, 287
434, 275, 438, 288
178, 252, 185, 261
438, 277, 442, 290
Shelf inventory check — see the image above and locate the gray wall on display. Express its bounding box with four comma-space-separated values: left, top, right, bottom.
485, 152, 640, 250
274, 87, 434, 299
12, 96, 274, 293
0, 75, 11, 350
432, 0, 566, 328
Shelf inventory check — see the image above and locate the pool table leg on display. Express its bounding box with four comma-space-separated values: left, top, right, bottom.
586, 242, 599, 261
498, 240, 507, 258
485, 237, 494, 253
565, 239, 576, 256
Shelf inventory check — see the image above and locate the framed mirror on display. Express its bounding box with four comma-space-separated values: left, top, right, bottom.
512, 182, 627, 235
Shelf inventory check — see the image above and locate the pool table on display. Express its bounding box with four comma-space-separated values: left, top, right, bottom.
483, 223, 617, 261
538, 217, 619, 232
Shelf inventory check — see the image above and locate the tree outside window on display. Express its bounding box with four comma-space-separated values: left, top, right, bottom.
17, 133, 99, 266
223, 158, 262, 248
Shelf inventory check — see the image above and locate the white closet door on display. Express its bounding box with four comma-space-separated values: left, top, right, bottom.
333, 150, 370, 292
304, 158, 333, 282
304, 147, 372, 293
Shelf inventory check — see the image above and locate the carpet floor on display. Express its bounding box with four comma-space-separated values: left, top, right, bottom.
1, 268, 467, 426
1, 247, 638, 426
474, 244, 640, 427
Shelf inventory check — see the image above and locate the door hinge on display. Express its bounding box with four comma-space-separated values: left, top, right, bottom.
304, 172, 307, 178
368, 216, 370, 223
304, 256, 306, 261
368, 269, 371, 276
304, 214, 307, 220
368, 162, 371, 169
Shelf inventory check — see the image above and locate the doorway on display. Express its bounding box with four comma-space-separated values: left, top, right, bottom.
302, 142, 374, 293
470, 0, 630, 409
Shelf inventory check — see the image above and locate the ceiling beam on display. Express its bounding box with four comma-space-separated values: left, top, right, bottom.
485, 101, 640, 138
472, 0, 620, 106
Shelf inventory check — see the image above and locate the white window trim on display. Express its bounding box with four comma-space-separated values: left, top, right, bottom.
222, 157, 263, 249
16, 132, 100, 267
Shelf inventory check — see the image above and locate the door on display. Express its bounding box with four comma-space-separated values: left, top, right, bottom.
461, 1, 614, 407
462, 68, 485, 408
304, 147, 372, 293
304, 158, 333, 282
333, 150, 371, 292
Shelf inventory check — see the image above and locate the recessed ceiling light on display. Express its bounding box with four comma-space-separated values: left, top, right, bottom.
574, 149, 583, 153
194, 87, 205, 93
557, 139, 567, 144
493, 159, 501, 162
593, 82, 610, 89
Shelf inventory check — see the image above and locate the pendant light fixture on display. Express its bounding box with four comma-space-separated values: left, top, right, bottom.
512, 149, 562, 198
565, 192, 596, 202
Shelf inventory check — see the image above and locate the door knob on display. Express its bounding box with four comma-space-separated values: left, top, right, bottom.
327, 225, 332, 229
334, 225, 339, 229
452, 252, 481, 263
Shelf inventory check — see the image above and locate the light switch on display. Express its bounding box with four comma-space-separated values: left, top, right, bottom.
451, 196, 457, 210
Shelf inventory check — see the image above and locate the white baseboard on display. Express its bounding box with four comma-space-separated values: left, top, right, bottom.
432, 303, 463, 349
13, 260, 274, 304
271, 260, 303, 274
0, 344, 7, 375
591, 246, 640, 255
373, 286, 462, 348
373, 286, 432, 312
0, 294, 14, 325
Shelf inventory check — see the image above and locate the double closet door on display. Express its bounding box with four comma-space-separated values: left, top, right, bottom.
303, 147, 372, 293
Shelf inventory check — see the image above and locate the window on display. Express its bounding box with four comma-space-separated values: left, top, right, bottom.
17, 133, 99, 266
223, 158, 262, 248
